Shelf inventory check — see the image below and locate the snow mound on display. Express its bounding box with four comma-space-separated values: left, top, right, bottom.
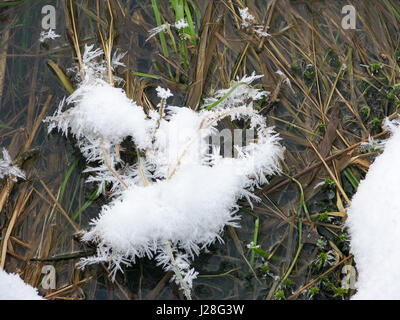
347, 119, 400, 299
0, 269, 43, 300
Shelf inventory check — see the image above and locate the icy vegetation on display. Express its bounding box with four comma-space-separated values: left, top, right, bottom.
346, 119, 400, 299
39, 29, 61, 43
239, 7, 271, 37
239, 7, 255, 28
0, 269, 43, 300
45, 45, 283, 298
146, 18, 189, 41
0, 149, 25, 181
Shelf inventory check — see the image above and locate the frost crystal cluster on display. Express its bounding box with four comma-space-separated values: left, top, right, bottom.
146, 18, 189, 41
45, 45, 283, 297
0, 149, 25, 181
239, 7, 255, 28
39, 29, 61, 43
239, 7, 271, 37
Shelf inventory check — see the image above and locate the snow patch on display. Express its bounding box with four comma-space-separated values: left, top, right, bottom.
347, 118, 400, 299
0, 269, 43, 300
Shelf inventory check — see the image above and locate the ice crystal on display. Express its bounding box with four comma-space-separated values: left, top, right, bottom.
146, 19, 190, 41
239, 7, 271, 38
0, 149, 25, 181
239, 7, 255, 28
39, 29, 60, 43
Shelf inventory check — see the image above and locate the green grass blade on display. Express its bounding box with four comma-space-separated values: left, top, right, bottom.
249, 216, 259, 268
171, 0, 189, 69
132, 71, 161, 79
59, 158, 79, 203
205, 82, 250, 110
0, 1, 25, 7
188, 0, 201, 26
72, 186, 100, 221
170, 0, 178, 12
384, 0, 400, 23
252, 247, 270, 259
0, 124, 13, 130
166, 23, 178, 54
151, 0, 173, 78
183, 0, 197, 44
67, 175, 81, 214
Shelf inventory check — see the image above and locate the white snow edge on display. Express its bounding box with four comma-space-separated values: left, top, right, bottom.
346, 119, 400, 299
0, 269, 44, 300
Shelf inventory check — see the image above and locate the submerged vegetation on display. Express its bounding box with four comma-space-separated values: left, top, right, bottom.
0, 0, 400, 299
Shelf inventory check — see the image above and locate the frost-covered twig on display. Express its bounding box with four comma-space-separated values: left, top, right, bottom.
163, 240, 194, 300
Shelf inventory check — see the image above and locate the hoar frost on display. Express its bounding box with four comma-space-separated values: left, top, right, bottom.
0, 149, 25, 181
239, 7, 255, 28
239, 7, 271, 38
146, 18, 189, 41
39, 29, 61, 43
45, 45, 283, 297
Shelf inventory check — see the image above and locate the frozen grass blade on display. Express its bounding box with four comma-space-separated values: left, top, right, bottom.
248, 212, 259, 269
165, 240, 192, 300
204, 82, 250, 110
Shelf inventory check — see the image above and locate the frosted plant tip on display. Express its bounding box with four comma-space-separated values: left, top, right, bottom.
156, 86, 173, 100
39, 29, 61, 43
175, 18, 189, 30
239, 7, 255, 28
